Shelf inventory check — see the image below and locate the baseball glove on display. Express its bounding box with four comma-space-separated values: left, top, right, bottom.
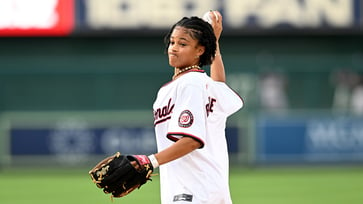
89, 152, 154, 198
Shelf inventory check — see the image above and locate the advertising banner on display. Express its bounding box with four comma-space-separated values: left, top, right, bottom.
0, 0, 362, 36
0, 0, 74, 36
77, 0, 362, 34
10, 126, 157, 164
256, 115, 363, 163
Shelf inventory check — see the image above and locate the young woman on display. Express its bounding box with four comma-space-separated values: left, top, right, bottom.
146, 11, 244, 203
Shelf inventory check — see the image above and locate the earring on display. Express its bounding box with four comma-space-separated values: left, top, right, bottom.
195, 55, 199, 59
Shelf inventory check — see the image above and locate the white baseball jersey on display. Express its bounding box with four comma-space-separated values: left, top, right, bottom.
153, 70, 243, 204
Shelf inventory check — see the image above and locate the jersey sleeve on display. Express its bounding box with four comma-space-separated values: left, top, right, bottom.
166, 79, 207, 147
209, 81, 244, 117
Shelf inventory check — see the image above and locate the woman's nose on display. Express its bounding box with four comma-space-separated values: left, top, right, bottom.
170, 43, 178, 51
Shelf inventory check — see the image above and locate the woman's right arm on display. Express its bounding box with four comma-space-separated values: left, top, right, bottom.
154, 137, 202, 165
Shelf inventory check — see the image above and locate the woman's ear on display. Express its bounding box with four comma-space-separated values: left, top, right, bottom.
197, 46, 205, 56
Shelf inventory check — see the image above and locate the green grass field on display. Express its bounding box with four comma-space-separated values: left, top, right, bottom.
0, 167, 362, 204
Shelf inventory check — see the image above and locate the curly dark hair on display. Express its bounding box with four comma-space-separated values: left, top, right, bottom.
164, 16, 217, 67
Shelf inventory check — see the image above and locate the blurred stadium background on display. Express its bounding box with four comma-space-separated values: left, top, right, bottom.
0, 0, 363, 203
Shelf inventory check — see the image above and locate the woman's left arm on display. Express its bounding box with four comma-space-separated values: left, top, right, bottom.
209, 11, 226, 82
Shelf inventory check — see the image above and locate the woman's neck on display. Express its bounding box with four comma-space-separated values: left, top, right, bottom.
173, 65, 200, 79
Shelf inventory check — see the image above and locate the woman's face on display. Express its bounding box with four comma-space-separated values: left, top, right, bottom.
168, 26, 205, 68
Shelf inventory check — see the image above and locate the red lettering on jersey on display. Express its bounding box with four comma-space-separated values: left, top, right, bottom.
206, 97, 216, 116
154, 98, 175, 124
